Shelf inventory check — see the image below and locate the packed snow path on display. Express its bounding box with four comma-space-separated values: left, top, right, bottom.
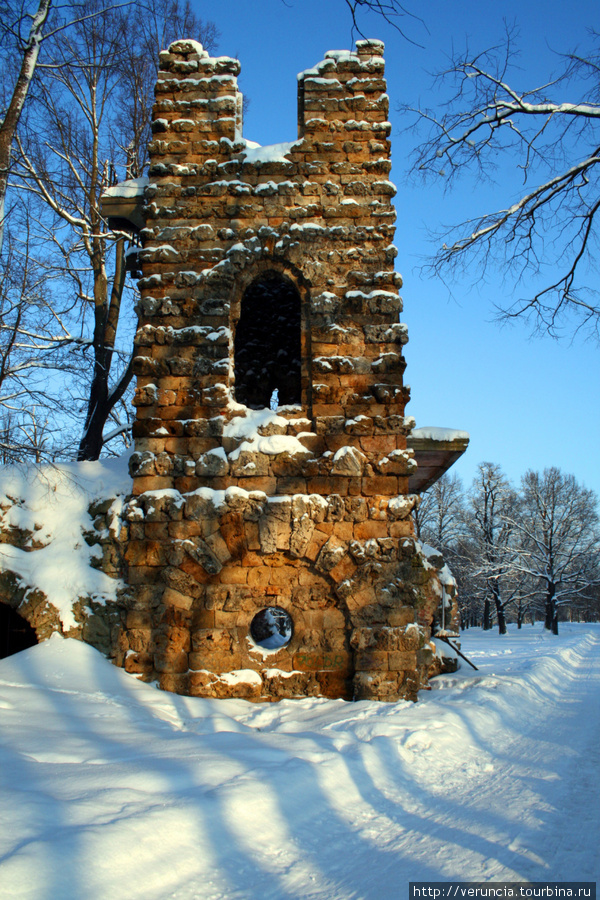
0, 625, 598, 899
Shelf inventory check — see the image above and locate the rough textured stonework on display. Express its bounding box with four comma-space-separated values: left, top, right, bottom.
118, 38, 456, 701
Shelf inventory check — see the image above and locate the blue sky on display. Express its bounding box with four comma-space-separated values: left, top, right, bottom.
192, 0, 600, 496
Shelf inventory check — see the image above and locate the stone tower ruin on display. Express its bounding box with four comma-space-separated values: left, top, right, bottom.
112, 38, 467, 701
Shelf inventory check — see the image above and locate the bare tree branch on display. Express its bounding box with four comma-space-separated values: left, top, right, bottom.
403, 27, 600, 338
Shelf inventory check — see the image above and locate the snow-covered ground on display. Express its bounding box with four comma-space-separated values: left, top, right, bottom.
1, 624, 598, 899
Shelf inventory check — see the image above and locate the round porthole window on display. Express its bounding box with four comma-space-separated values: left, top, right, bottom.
250, 607, 293, 650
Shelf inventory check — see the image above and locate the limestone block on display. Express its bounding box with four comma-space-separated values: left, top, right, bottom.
289, 499, 315, 558
388, 650, 418, 671
315, 416, 345, 435
196, 448, 229, 476
221, 588, 254, 612
142, 490, 184, 521
395, 624, 424, 651
331, 445, 367, 476
275, 445, 316, 475
371, 352, 405, 375
190, 627, 234, 655
326, 494, 345, 522
184, 491, 220, 521
348, 538, 382, 564
315, 535, 348, 573
262, 671, 321, 699
354, 650, 388, 671
154, 649, 189, 673
378, 450, 417, 476
353, 520, 388, 540
387, 495, 418, 520
344, 415, 373, 435
124, 651, 154, 674
372, 539, 394, 562
211, 676, 263, 701
204, 531, 232, 565
179, 538, 222, 574
258, 513, 280, 554
163, 566, 204, 599
162, 586, 194, 610
350, 627, 385, 652
371, 384, 406, 403
353, 672, 401, 701
327, 554, 357, 584
155, 452, 175, 476
229, 449, 270, 477
361, 476, 398, 496
202, 384, 230, 406
218, 511, 246, 558
218, 568, 248, 585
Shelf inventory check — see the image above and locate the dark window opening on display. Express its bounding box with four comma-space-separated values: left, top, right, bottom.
250, 607, 293, 649
0, 603, 38, 659
234, 272, 301, 409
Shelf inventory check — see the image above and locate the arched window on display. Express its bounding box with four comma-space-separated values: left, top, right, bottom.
234, 272, 302, 409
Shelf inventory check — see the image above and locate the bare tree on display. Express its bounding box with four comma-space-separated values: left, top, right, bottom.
508, 467, 600, 634
341, 0, 424, 42
414, 472, 465, 551
13, 0, 218, 460
0, 0, 52, 251
0, 204, 91, 458
405, 28, 600, 339
0, 1, 138, 251
463, 462, 526, 634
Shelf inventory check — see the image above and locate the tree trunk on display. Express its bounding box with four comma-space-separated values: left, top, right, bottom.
492, 582, 506, 634
544, 583, 556, 632
77, 356, 133, 460
0, 0, 52, 251
497, 607, 507, 634
77, 396, 109, 461
483, 598, 492, 630
77, 237, 130, 460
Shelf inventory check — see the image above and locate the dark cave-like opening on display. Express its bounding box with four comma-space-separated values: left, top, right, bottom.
0, 603, 38, 659
234, 272, 302, 409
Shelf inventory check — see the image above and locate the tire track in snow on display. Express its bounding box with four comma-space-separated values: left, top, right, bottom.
440, 630, 600, 880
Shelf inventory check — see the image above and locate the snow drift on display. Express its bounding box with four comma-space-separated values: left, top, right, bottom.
0, 624, 598, 898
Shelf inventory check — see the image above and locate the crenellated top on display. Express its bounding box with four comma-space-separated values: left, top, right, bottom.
129, 38, 409, 500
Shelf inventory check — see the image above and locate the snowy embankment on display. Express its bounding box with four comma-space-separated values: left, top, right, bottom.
0, 457, 131, 629
1, 624, 599, 899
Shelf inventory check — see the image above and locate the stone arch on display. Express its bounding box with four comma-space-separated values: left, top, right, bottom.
230, 262, 312, 412
0, 601, 38, 659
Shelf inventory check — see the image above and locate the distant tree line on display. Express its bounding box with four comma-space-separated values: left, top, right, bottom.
414, 464, 600, 635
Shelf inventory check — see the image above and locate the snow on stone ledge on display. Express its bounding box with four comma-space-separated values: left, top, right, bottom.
410, 426, 470, 442
240, 140, 301, 164
223, 408, 288, 440
102, 176, 149, 199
